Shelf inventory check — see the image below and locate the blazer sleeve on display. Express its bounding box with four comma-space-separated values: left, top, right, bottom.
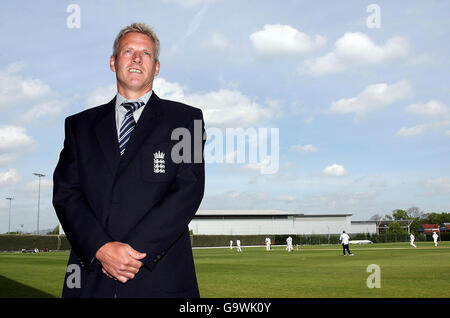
122, 110, 205, 271
53, 116, 112, 270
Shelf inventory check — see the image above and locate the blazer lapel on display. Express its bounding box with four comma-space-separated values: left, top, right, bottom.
94, 97, 121, 176
117, 92, 163, 176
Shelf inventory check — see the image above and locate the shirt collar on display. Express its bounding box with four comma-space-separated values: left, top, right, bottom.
115, 90, 153, 110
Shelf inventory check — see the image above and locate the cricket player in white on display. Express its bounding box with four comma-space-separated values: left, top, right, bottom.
286, 236, 293, 252
432, 232, 439, 247
265, 237, 271, 251
410, 233, 417, 248
230, 240, 233, 250
339, 231, 353, 256
236, 239, 242, 252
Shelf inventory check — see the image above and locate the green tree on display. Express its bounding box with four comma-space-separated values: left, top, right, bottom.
388, 222, 408, 235
424, 213, 444, 224
410, 218, 422, 234
392, 209, 410, 220
46, 225, 60, 235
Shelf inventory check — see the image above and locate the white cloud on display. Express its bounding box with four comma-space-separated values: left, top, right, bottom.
154, 77, 280, 126
19, 100, 66, 124
0, 63, 52, 108
322, 164, 348, 177
20, 179, 53, 197
0, 169, 22, 186
0, 126, 36, 166
330, 80, 412, 120
396, 124, 427, 137
405, 100, 449, 117
0, 62, 67, 125
87, 78, 282, 126
202, 32, 229, 49
85, 84, 116, 108
250, 24, 326, 56
290, 144, 318, 153
302, 32, 409, 75
396, 120, 450, 137
424, 178, 450, 194
162, 0, 221, 7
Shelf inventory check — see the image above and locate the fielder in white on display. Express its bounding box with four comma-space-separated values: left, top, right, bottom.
265, 237, 271, 251
236, 239, 242, 252
410, 233, 417, 248
230, 240, 233, 250
432, 232, 439, 247
286, 236, 293, 252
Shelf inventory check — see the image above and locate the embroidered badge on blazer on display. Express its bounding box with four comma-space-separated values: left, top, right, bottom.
153, 151, 166, 173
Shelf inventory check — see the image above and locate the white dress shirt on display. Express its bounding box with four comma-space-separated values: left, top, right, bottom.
114, 90, 153, 139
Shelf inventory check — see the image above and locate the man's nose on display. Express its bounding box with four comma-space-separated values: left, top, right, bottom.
132, 52, 142, 63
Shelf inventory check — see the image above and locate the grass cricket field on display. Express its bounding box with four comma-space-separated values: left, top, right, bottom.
0, 242, 449, 298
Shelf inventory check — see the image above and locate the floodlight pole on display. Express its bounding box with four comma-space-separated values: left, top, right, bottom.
33, 173, 45, 235
6, 197, 13, 233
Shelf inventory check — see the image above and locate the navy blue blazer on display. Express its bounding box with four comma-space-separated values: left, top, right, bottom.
53, 93, 205, 298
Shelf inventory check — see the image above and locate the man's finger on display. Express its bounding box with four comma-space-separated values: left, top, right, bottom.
127, 246, 146, 260
119, 264, 140, 274
102, 268, 114, 279
118, 269, 136, 280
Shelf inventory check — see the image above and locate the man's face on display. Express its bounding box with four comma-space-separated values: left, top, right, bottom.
110, 32, 160, 98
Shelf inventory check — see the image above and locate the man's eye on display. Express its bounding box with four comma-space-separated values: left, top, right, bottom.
144, 52, 151, 56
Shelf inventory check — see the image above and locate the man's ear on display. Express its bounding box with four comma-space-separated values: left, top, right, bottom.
154, 60, 160, 77
110, 55, 116, 72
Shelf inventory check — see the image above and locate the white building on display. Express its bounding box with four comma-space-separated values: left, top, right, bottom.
188, 210, 363, 235
351, 221, 377, 234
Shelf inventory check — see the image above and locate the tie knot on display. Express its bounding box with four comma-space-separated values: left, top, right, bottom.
122, 101, 145, 112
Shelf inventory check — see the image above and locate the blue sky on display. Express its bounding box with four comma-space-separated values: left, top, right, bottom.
0, 0, 449, 233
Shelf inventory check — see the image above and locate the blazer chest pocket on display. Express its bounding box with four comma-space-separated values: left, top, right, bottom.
141, 142, 178, 182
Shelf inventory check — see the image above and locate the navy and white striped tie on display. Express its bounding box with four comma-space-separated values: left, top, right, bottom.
119, 101, 145, 156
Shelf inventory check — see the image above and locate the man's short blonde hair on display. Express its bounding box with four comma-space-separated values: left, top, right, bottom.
112, 22, 160, 61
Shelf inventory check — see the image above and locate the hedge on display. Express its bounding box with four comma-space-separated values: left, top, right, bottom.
0, 234, 71, 252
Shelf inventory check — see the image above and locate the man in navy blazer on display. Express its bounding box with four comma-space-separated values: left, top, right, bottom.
53, 23, 205, 298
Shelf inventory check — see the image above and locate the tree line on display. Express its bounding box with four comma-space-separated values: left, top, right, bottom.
370, 207, 450, 235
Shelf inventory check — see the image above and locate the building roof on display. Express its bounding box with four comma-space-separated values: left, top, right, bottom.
352, 221, 377, 224
195, 210, 352, 217
420, 224, 439, 228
